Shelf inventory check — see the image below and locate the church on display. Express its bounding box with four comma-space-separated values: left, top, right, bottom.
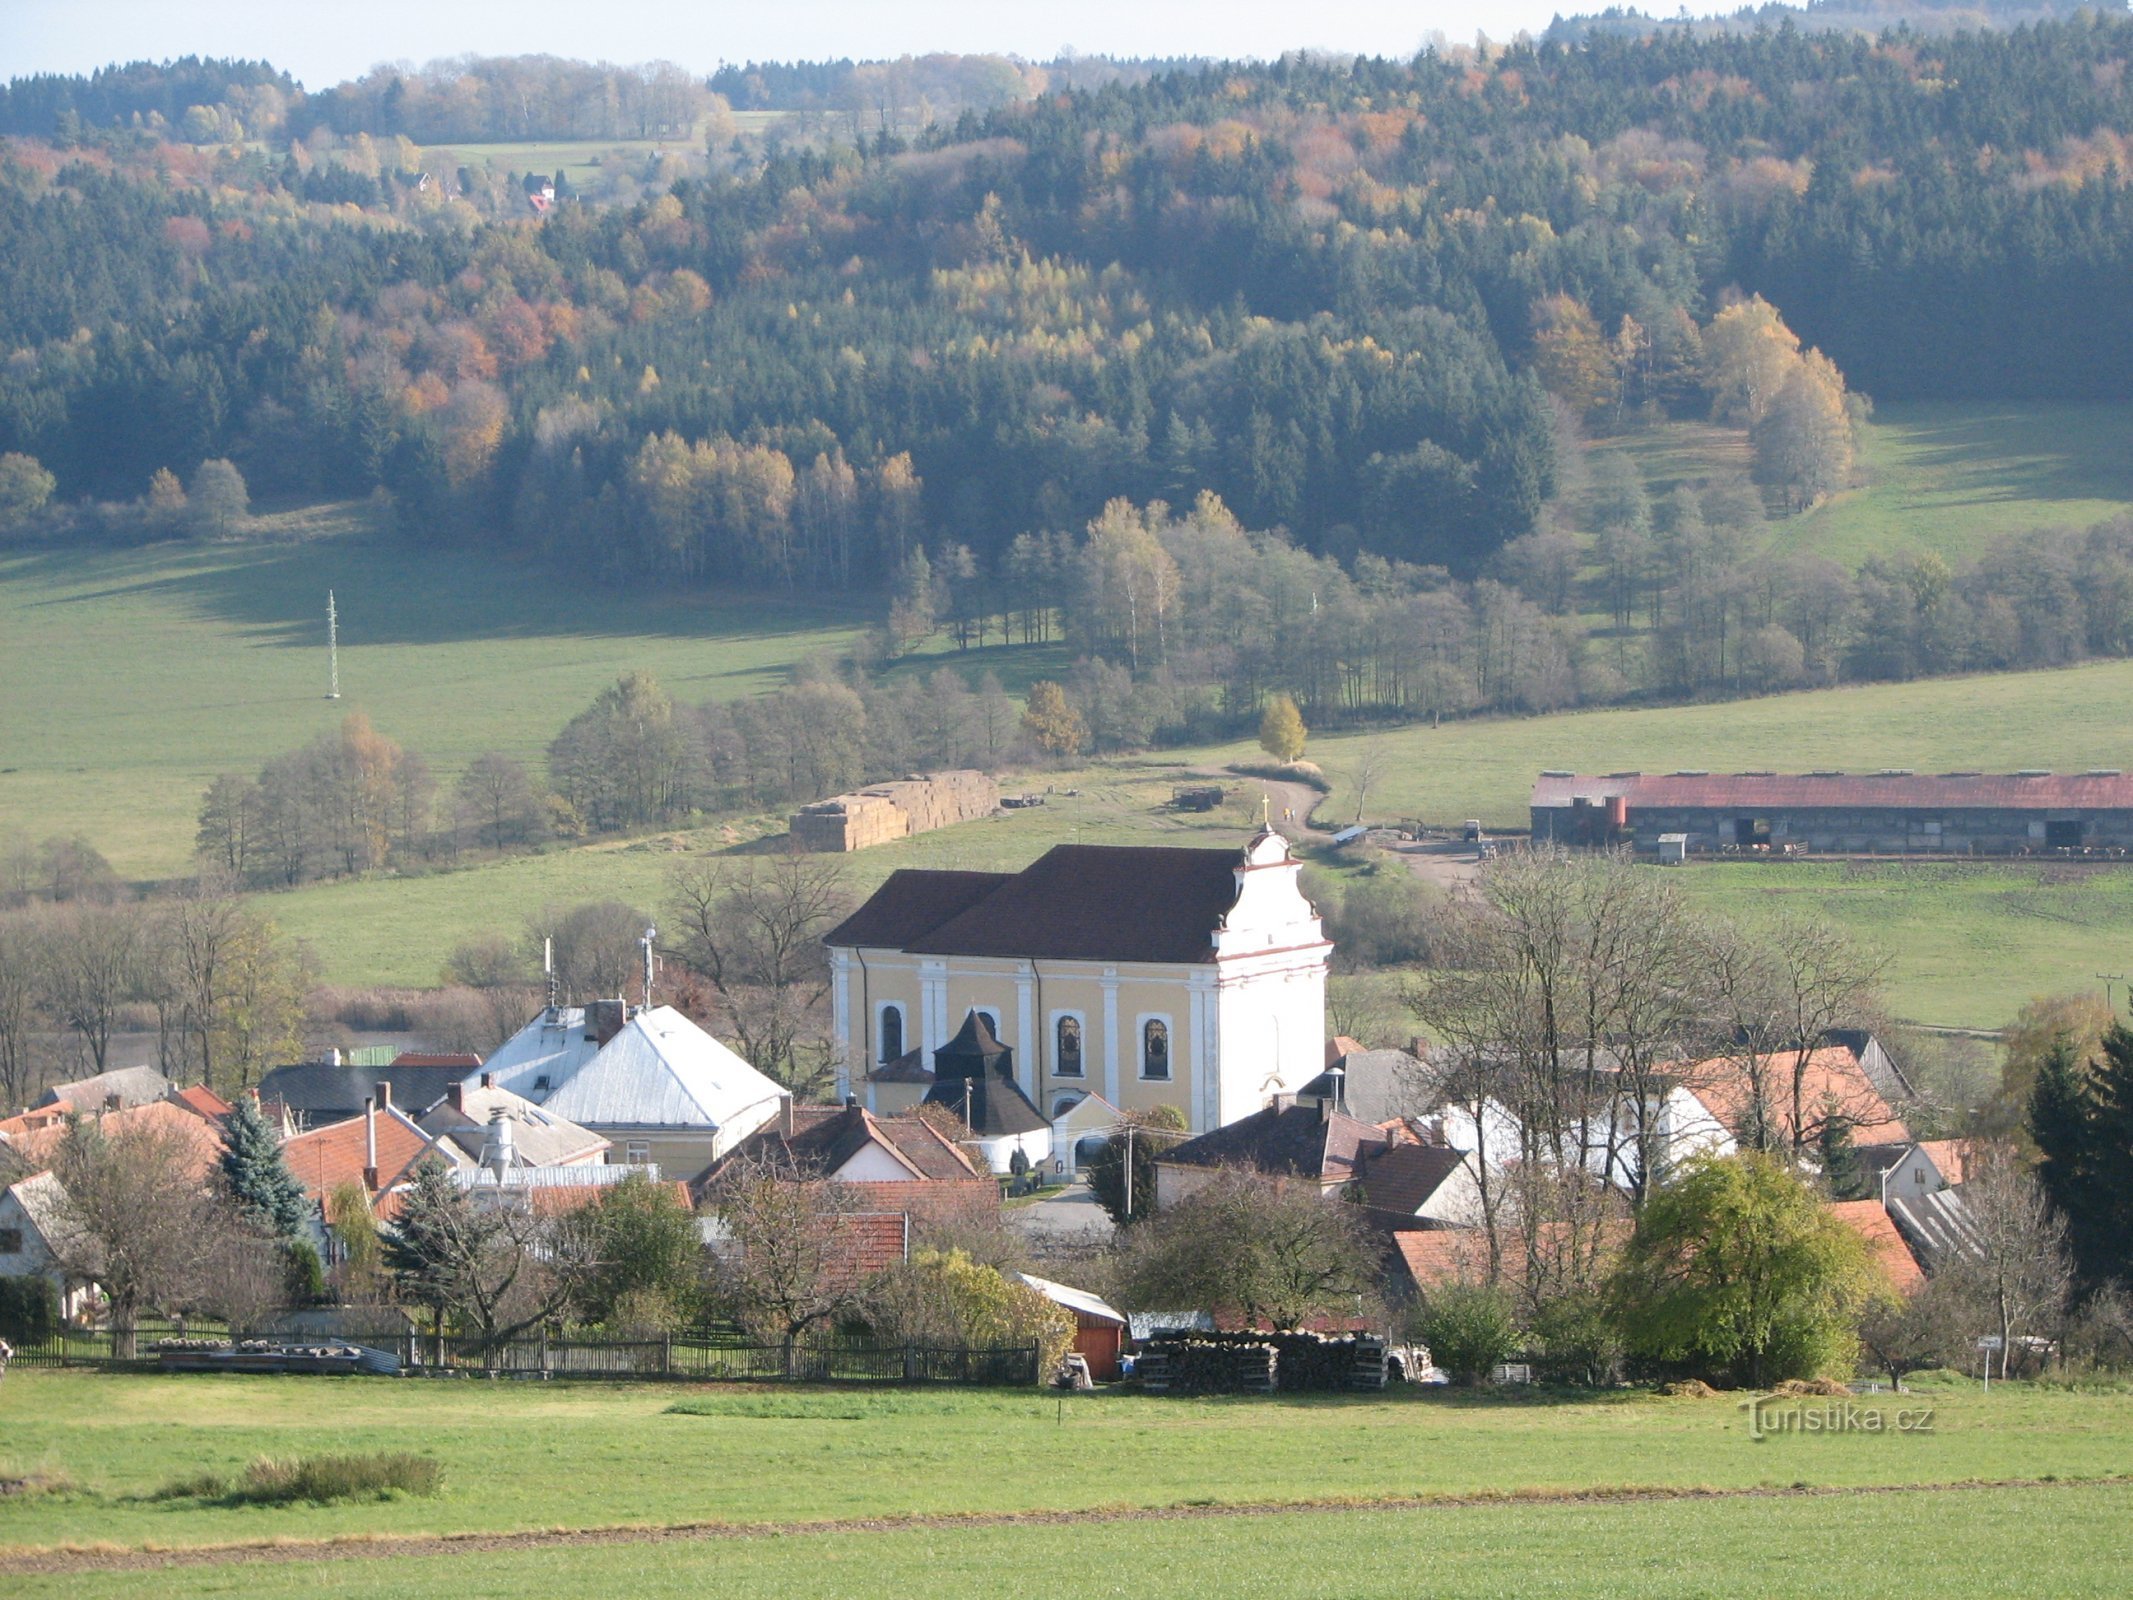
823, 828, 1330, 1135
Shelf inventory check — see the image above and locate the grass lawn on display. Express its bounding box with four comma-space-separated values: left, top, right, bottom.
0, 1370, 2126, 1563
0, 506, 867, 877
1670, 862, 2133, 1031
1599, 400, 2133, 570
1302, 661, 2133, 833
273, 759, 1272, 985
13, 1483, 2126, 1600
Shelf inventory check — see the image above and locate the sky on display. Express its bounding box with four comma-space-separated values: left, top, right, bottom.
1, 1, 1721, 88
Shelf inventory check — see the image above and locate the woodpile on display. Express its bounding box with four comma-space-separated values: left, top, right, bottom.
1139, 1330, 1387, 1395
789, 770, 999, 852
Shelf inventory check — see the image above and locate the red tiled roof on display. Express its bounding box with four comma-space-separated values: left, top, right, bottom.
168, 1085, 235, 1122
1393, 1220, 1634, 1295
1533, 770, 2133, 812
1828, 1200, 1926, 1294
6, 1100, 224, 1184
1685, 1047, 1910, 1148
822, 1212, 910, 1288
1915, 1139, 1973, 1186
525, 1178, 692, 1216
282, 1106, 447, 1210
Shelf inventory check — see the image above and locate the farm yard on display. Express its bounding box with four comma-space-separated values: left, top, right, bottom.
1, 1371, 2129, 1598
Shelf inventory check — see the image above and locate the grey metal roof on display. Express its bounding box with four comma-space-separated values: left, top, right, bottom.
37, 1065, 171, 1110
487, 1005, 787, 1133
1887, 1186, 1976, 1268
419, 1085, 610, 1167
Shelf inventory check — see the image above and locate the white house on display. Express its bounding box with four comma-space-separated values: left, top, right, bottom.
481, 1002, 788, 1182
0, 1171, 95, 1320
825, 829, 1330, 1136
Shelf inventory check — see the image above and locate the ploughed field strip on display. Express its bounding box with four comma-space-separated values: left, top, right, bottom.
2, 1475, 2124, 1576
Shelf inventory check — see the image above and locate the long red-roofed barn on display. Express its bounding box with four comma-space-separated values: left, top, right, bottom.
1531, 769, 2133, 855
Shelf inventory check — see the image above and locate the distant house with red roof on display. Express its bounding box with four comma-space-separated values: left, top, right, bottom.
281, 1098, 458, 1222
1827, 1199, 1926, 1295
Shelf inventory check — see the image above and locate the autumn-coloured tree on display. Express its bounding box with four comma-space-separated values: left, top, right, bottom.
1701, 295, 1801, 427
1753, 348, 1855, 510
1021, 680, 1086, 758
1530, 293, 1619, 420
186, 457, 249, 536
1258, 694, 1307, 762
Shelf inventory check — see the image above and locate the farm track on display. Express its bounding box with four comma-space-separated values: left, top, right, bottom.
4, 1474, 2124, 1575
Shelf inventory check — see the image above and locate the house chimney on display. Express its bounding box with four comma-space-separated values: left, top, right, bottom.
778, 1094, 795, 1139
480, 1107, 516, 1174
587, 998, 626, 1047
1325, 1063, 1346, 1115
480, 1072, 494, 1090
363, 1095, 378, 1190
326, 1046, 343, 1068
105, 1092, 122, 1111
378, 1080, 393, 1110
447, 1081, 466, 1114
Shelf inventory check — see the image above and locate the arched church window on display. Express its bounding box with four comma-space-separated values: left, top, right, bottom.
1056, 1016, 1083, 1077
878, 1003, 904, 1062
1142, 1018, 1170, 1079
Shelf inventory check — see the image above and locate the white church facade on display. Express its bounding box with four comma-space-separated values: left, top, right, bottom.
823, 829, 1331, 1135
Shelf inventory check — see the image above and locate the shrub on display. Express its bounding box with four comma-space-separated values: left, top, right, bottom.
1414, 1282, 1520, 1386
1531, 1288, 1624, 1387
0, 1275, 58, 1344
235, 1452, 442, 1505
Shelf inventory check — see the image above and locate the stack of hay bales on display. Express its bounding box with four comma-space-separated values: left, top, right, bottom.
789, 770, 1000, 852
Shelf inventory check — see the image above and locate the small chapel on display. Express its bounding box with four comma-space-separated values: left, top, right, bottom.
823, 827, 1331, 1136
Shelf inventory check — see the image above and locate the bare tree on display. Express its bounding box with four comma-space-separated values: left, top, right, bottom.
38, 899, 148, 1073
51, 1113, 222, 1356
1347, 734, 1391, 825
0, 910, 46, 1107
705, 1153, 865, 1372
386, 1161, 588, 1363
1106, 1166, 1381, 1328
1938, 1149, 2074, 1379
1703, 916, 1888, 1155
666, 852, 851, 1095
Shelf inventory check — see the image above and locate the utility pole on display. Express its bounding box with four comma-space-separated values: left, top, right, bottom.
1122, 1122, 1136, 1219
2098, 973, 2125, 1012
325, 589, 341, 700
640, 926, 658, 1010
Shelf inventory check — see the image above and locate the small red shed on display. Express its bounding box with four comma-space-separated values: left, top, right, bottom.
1016, 1272, 1128, 1381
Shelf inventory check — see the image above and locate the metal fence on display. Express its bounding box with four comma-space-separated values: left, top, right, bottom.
4, 1324, 1038, 1387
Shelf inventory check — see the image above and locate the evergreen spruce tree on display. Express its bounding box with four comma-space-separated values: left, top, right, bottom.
1817, 1113, 1869, 1202
2083, 1023, 2133, 1287
217, 1095, 311, 1240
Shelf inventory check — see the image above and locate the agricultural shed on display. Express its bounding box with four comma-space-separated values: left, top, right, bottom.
1531, 770, 2133, 855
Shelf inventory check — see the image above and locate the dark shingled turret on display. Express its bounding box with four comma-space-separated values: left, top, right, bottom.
923, 1010, 1048, 1137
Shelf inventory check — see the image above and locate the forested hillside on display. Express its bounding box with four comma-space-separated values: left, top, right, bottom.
2, 21, 2131, 609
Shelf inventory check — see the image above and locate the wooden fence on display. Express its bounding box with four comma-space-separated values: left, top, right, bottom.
5, 1324, 1038, 1387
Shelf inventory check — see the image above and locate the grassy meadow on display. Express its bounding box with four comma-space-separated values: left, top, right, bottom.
6, 400, 2133, 1024
1, 1370, 2126, 1547
1601, 399, 2133, 569
0, 501, 867, 877
11, 1486, 2124, 1600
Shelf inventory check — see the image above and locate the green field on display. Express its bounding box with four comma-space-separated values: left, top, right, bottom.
1670, 862, 2133, 1031
1602, 400, 2133, 569
0, 1372, 2126, 1596
0, 503, 865, 877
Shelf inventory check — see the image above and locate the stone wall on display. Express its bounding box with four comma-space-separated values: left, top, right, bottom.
790, 770, 999, 852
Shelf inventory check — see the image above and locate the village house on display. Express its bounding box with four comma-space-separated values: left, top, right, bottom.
258, 1052, 481, 1130
825, 829, 1330, 1137
416, 1077, 610, 1170
0, 1170, 94, 1319
480, 1001, 789, 1182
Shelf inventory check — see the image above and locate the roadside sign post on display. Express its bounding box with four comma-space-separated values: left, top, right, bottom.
1976, 1334, 2004, 1391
